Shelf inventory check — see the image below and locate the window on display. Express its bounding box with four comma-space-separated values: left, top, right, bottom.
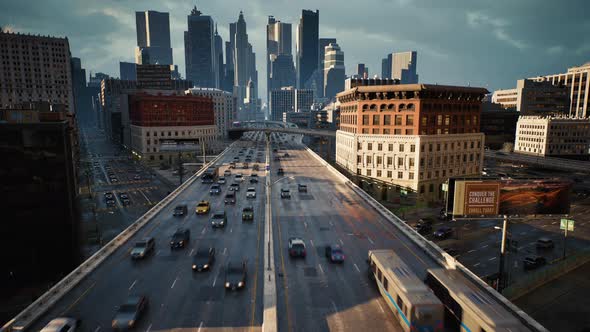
146, 132, 150, 137
420, 185, 425, 193
362, 128, 369, 134
409, 172, 414, 179
373, 115, 380, 125
387, 171, 392, 178
388, 144, 394, 151
383, 129, 391, 134
358, 142, 362, 150
420, 158, 424, 166
395, 115, 403, 125
384, 115, 391, 125
437, 115, 443, 125
444, 115, 450, 126
394, 129, 402, 134
429, 184, 434, 192
397, 296, 405, 311
421, 116, 427, 126
372, 128, 380, 134
378, 143, 383, 151
366, 156, 372, 164
366, 169, 372, 176
398, 157, 404, 166
154, 131, 158, 137
368, 143, 373, 150
377, 268, 382, 281
398, 171, 403, 179
377, 156, 383, 164
357, 155, 362, 163
410, 144, 416, 152
409, 158, 415, 167
406, 115, 414, 125
429, 144, 433, 152
406, 129, 414, 135
387, 157, 393, 165
362, 115, 369, 125
377, 170, 382, 177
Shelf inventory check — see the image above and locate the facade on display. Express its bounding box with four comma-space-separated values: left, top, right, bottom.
184, 6, 217, 88
186, 87, 236, 138
71, 57, 92, 126
214, 26, 224, 90
0, 31, 74, 113
119, 62, 137, 81
318, 38, 337, 98
231, 11, 259, 118
0, 102, 80, 295
390, 51, 419, 84
530, 62, 590, 118
381, 54, 392, 79
355, 63, 368, 79
100, 79, 137, 141
492, 78, 569, 115
267, 16, 293, 103
269, 86, 313, 121
480, 102, 519, 149
135, 11, 173, 65
296, 10, 319, 89
127, 93, 216, 164
136, 64, 193, 90
323, 43, 345, 100
284, 111, 312, 128
514, 116, 590, 157
336, 83, 487, 201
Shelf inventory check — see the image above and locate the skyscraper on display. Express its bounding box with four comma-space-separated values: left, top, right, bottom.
231, 11, 259, 119
267, 16, 294, 103
323, 43, 345, 100
119, 62, 137, 81
184, 6, 217, 88
381, 55, 392, 79
296, 10, 319, 90
392, 51, 418, 84
318, 38, 336, 98
214, 25, 224, 90
135, 11, 173, 65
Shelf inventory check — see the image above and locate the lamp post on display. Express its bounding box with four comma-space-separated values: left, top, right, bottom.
494, 215, 510, 293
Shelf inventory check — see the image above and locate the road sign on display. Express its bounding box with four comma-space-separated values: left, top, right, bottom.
560, 219, 574, 231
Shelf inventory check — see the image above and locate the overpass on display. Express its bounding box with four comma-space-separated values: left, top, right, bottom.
228, 120, 336, 139
3, 133, 546, 331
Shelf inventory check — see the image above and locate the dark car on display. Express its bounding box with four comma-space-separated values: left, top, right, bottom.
274, 156, 280, 162
170, 228, 190, 249
536, 237, 554, 250
298, 184, 307, 193
433, 227, 453, 240
280, 188, 291, 199
173, 204, 188, 217
418, 217, 435, 226
325, 245, 345, 263
106, 199, 116, 207
252, 164, 259, 171
224, 260, 247, 291
119, 192, 130, 206
250, 173, 259, 183
130, 237, 155, 259
288, 238, 306, 258
277, 168, 284, 176
414, 223, 432, 235
104, 192, 114, 200
229, 183, 240, 192
211, 211, 228, 228
225, 192, 236, 204
523, 256, 546, 270
209, 184, 222, 195
111, 295, 148, 330
192, 247, 215, 271
283, 153, 290, 158
242, 206, 254, 221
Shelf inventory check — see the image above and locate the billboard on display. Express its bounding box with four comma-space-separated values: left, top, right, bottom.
450, 178, 571, 217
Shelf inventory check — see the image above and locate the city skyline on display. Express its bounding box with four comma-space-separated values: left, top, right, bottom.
1, 0, 589, 102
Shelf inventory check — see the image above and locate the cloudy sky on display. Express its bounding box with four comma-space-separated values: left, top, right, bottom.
2, 0, 589, 101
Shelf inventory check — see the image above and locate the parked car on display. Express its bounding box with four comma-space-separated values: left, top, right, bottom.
252, 164, 259, 171
433, 227, 453, 240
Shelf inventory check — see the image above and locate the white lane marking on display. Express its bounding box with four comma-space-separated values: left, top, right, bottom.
146, 324, 152, 332
552, 221, 557, 224
129, 280, 137, 290
367, 236, 374, 244
520, 231, 527, 235
230, 227, 233, 233
171, 277, 178, 289
354, 263, 361, 273
481, 244, 488, 248
198, 321, 204, 332
189, 248, 195, 256
488, 257, 497, 261
318, 264, 324, 275
339, 238, 344, 245
330, 221, 334, 226
212, 275, 217, 287
304, 221, 308, 228
310, 239, 315, 247
473, 262, 481, 267
331, 300, 338, 313
156, 250, 161, 256
223, 247, 227, 255
201, 227, 206, 235
468, 249, 477, 253
138, 189, 152, 205
94, 327, 101, 332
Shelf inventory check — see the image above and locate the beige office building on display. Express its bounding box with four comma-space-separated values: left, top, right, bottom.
491, 79, 568, 115
514, 115, 590, 157
186, 88, 236, 139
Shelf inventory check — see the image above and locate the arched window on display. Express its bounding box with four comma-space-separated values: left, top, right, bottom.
399, 103, 406, 110
407, 103, 415, 111
380, 104, 386, 111
362, 104, 368, 111
370, 104, 377, 110
388, 104, 395, 110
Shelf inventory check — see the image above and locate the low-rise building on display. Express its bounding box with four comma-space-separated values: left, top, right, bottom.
514, 115, 590, 158
492, 78, 569, 115
480, 102, 519, 150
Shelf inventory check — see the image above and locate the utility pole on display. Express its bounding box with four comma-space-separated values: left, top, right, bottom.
497, 215, 509, 293
563, 215, 569, 260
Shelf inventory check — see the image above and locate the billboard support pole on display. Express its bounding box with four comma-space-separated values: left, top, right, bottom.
498, 214, 508, 293
563, 216, 568, 260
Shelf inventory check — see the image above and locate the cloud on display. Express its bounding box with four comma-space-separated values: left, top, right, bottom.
466, 11, 528, 50
546, 45, 564, 55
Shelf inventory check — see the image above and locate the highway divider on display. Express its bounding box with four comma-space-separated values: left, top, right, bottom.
304, 147, 548, 332
1, 145, 234, 332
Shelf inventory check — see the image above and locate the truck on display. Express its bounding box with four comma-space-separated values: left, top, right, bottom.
201, 165, 219, 184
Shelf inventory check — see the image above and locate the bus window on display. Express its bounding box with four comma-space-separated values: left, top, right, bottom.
383, 278, 389, 292
397, 296, 404, 311
377, 268, 382, 282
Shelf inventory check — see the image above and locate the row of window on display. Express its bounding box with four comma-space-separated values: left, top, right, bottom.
359, 141, 481, 152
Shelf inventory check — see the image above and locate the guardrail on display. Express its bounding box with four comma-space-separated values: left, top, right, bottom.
304, 147, 548, 332
1, 145, 234, 332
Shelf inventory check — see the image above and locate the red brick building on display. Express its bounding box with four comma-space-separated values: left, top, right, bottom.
129, 93, 214, 127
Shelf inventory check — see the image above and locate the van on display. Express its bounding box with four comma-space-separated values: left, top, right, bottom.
536, 237, 554, 250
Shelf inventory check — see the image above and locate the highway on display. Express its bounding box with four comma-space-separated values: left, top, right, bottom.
268, 132, 434, 332
30, 140, 266, 331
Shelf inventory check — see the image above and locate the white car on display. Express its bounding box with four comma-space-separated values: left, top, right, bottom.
246, 187, 256, 199
218, 176, 226, 184
235, 174, 244, 182
40, 318, 78, 332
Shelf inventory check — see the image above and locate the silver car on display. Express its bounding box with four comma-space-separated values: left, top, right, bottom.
40, 318, 78, 332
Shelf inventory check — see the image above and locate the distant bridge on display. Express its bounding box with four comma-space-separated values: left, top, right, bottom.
228, 120, 336, 139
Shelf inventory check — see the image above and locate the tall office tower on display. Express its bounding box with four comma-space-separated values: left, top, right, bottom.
231, 11, 259, 118
267, 16, 294, 103
392, 51, 418, 84
296, 10, 319, 89
119, 62, 137, 80
184, 6, 217, 88
71, 57, 95, 126
381, 54, 392, 78
135, 10, 173, 65
223, 40, 234, 92
323, 43, 345, 100
269, 86, 314, 121
214, 25, 224, 90
0, 31, 74, 113
318, 38, 336, 98
356, 64, 366, 78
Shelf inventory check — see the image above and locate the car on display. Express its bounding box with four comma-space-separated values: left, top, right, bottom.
192, 247, 216, 271
112, 295, 148, 330
224, 260, 247, 291
246, 187, 257, 198
170, 228, 190, 249
242, 206, 254, 221
211, 211, 227, 228
280, 188, 291, 199
252, 164, 259, 171
325, 244, 345, 263
250, 174, 259, 183
106, 199, 116, 206
283, 153, 290, 157
298, 184, 307, 193
173, 204, 188, 217
104, 192, 114, 200
119, 192, 130, 205
523, 256, 546, 270
433, 227, 453, 240
224, 169, 232, 176
40, 317, 79, 332
277, 168, 284, 176
418, 217, 435, 226
229, 162, 236, 169
225, 191, 236, 204
111, 178, 119, 183
536, 237, 555, 250
245, 158, 252, 163
288, 238, 306, 258
242, 163, 249, 169
133, 174, 141, 180
217, 177, 226, 184
209, 184, 222, 195
196, 200, 211, 214
235, 173, 244, 182
414, 223, 432, 235
272, 148, 278, 152
229, 183, 240, 192
274, 156, 280, 161
131, 237, 155, 259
